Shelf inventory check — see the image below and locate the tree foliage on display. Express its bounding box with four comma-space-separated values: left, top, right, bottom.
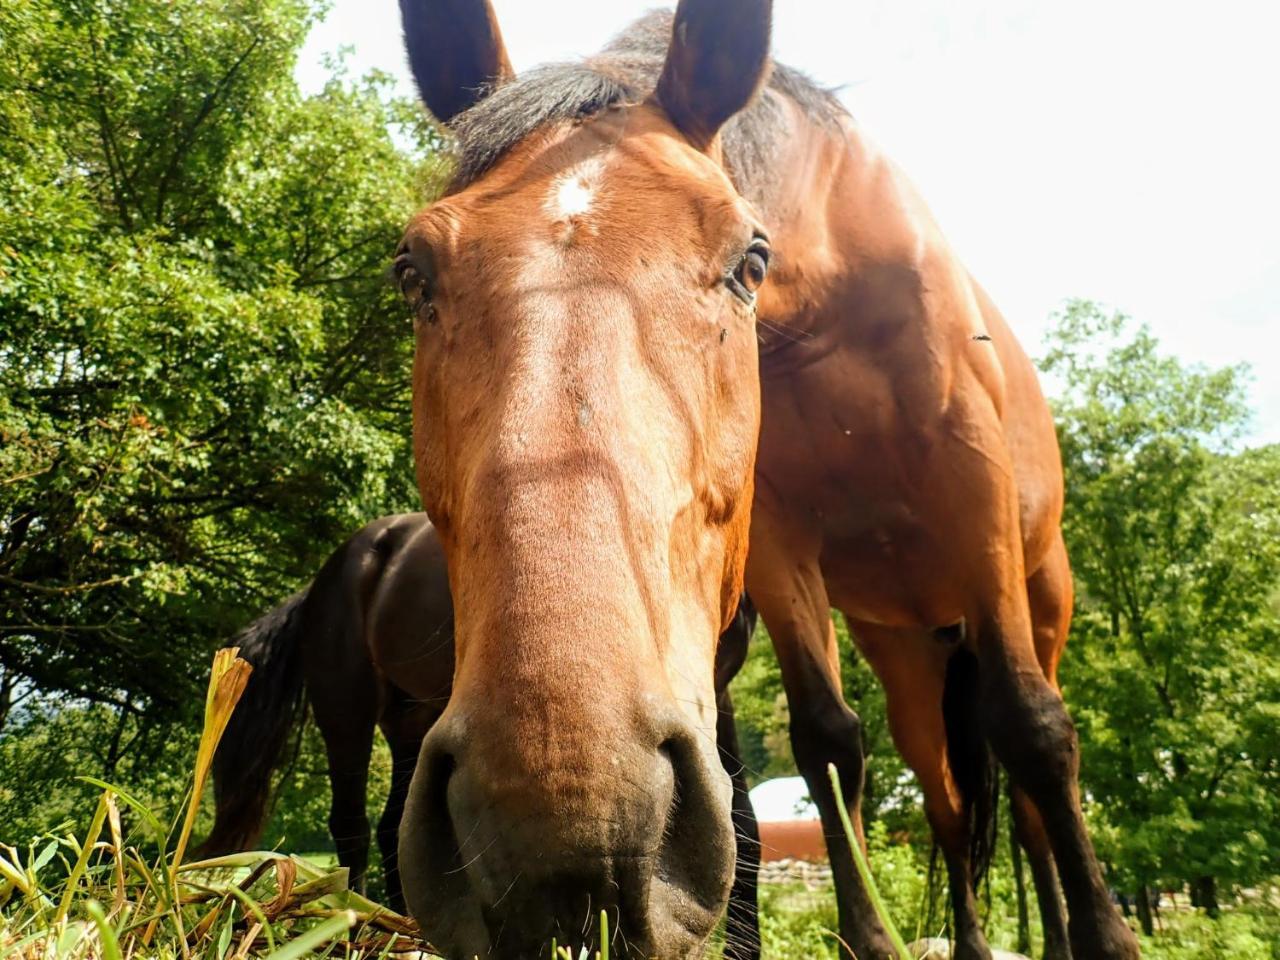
0, 0, 442, 723
1043, 301, 1280, 904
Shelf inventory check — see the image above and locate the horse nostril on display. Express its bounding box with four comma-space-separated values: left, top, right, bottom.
417, 744, 460, 868
401, 732, 502, 957
424, 748, 456, 822
653, 732, 735, 912
400, 711, 733, 957
400, 739, 465, 908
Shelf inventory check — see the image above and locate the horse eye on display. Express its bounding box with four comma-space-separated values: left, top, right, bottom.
730, 238, 771, 303
394, 253, 436, 325
741, 250, 768, 289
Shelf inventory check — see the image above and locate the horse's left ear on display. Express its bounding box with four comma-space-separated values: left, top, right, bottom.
655, 0, 773, 150
399, 0, 514, 124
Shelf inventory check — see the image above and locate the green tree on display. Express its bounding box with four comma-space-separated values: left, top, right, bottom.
0, 0, 441, 729
1042, 301, 1280, 924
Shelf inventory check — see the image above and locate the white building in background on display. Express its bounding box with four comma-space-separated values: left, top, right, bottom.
748, 776, 819, 822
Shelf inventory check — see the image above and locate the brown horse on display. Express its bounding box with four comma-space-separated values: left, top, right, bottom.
197, 514, 763, 955
393, 2, 1138, 959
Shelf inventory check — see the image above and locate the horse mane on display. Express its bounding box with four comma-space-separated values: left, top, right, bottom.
446, 10, 844, 206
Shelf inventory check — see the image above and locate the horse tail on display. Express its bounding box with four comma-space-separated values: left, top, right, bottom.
941, 646, 999, 889
194, 588, 310, 857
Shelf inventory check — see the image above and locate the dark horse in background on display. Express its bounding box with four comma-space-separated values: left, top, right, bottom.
195, 513, 764, 956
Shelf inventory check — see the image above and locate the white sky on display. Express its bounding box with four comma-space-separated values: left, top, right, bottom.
297, 1, 1280, 444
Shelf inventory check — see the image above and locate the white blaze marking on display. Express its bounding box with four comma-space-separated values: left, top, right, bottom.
546, 157, 604, 229
555, 175, 594, 218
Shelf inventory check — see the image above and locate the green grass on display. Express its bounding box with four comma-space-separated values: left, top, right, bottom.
0, 802, 416, 960
0, 659, 916, 960
0, 649, 425, 960
6, 649, 1277, 960
0, 650, 619, 960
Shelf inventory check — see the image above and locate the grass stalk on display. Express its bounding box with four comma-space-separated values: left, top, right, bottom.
54, 791, 111, 923
827, 763, 913, 960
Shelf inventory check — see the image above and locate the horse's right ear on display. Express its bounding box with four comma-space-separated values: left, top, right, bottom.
655, 0, 773, 151
399, 0, 514, 124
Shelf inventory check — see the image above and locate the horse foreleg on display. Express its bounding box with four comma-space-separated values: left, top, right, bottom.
854, 622, 993, 960
970, 527, 1139, 959
717, 688, 761, 960
1018, 532, 1077, 960
749, 554, 896, 960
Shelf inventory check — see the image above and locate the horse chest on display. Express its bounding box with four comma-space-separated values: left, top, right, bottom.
754, 358, 1005, 627
755, 353, 945, 521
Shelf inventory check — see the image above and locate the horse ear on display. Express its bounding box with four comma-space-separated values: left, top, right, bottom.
655, 0, 773, 150
399, 0, 514, 124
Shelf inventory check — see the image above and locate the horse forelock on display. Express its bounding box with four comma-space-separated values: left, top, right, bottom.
444, 10, 844, 206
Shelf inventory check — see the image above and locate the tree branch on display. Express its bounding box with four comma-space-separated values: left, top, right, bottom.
152, 35, 262, 223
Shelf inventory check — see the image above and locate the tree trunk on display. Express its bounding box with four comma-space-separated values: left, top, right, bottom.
1192, 876, 1220, 918
1136, 884, 1154, 937
0, 667, 13, 734
103, 705, 130, 776
1010, 817, 1032, 954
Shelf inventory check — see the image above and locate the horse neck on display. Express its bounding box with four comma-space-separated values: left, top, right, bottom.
751, 101, 1063, 533
754, 101, 957, 370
